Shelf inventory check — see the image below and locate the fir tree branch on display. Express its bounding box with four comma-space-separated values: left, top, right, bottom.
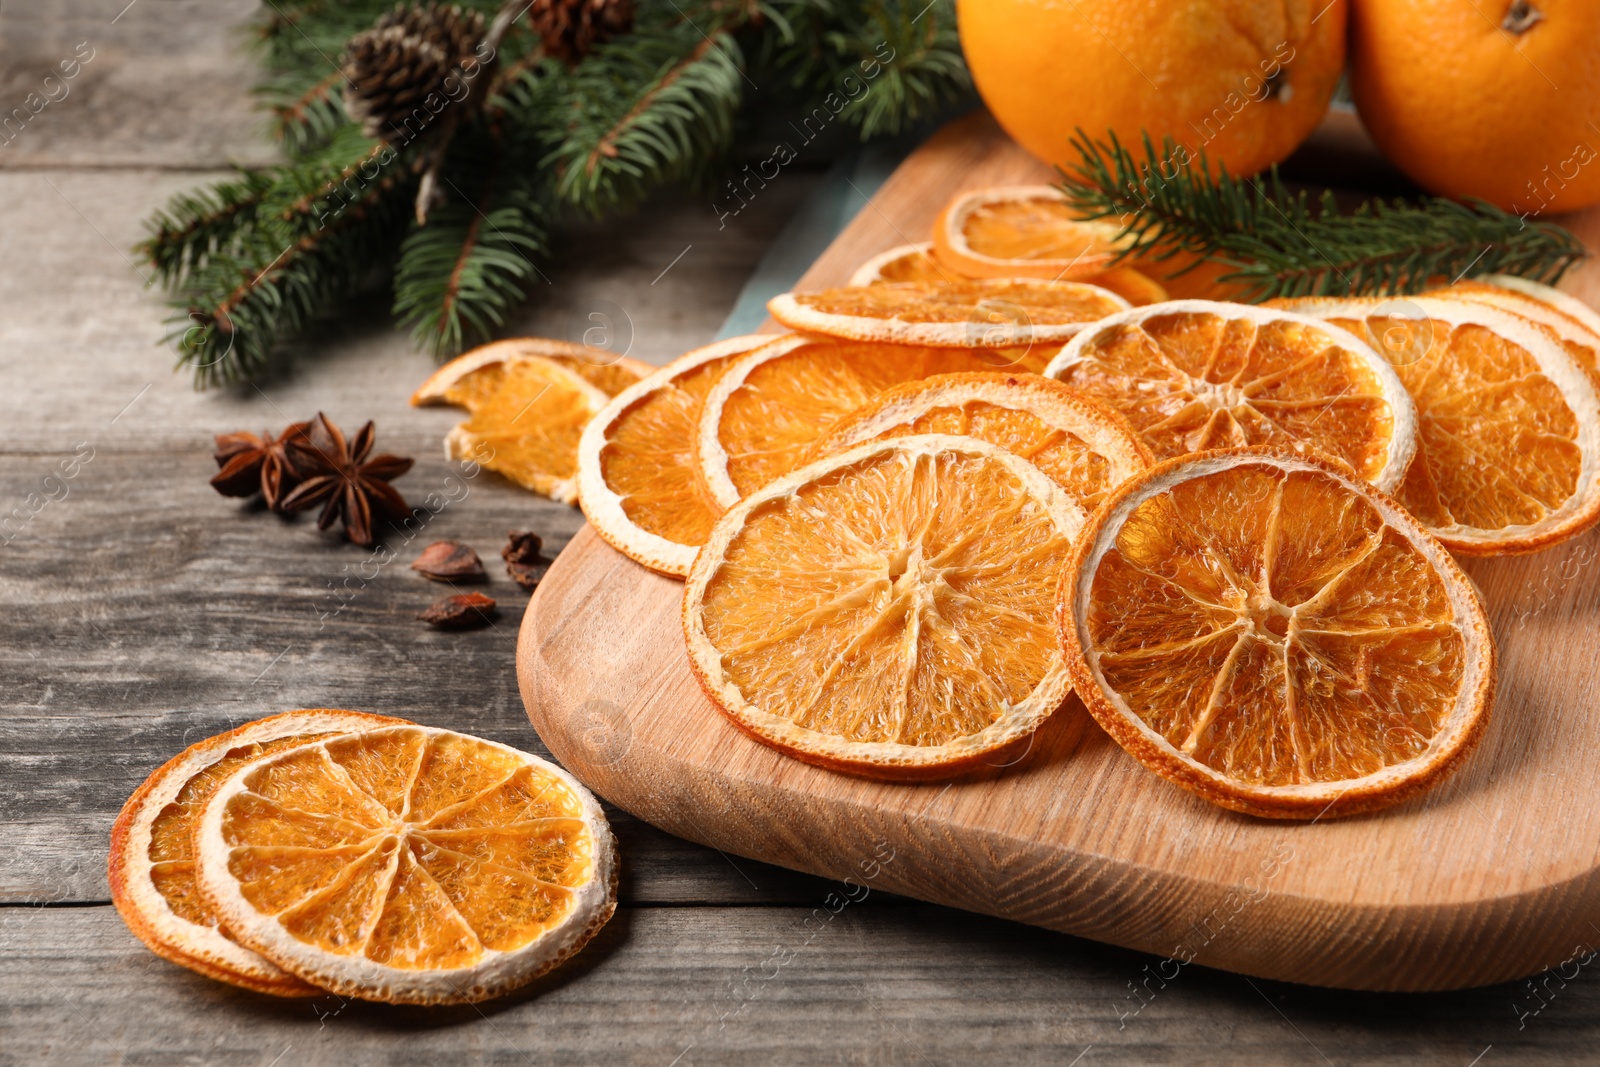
138, 169, 277, 285
393, 128, 550, 355
1060, 130, 1588, 301
260, 70, 348, 156
542, 22, 745, 215
162, 129, 421, 385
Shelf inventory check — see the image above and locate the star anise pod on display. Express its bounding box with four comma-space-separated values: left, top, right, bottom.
210, 421, 311, 511
281, 413, 414, 547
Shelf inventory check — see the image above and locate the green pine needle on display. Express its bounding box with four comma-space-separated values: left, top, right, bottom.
542, 22, 746, 216
394, 136, 550, 355
1060, 130, 1587, 301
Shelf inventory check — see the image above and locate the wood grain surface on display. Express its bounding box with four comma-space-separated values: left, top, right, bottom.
520, 112, 1600, 994
9, 1, 1600, 1059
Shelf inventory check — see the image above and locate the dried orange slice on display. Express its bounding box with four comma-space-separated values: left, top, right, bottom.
1428, 276, 1600, 375
851, 242, 1168, 306
412, 340, 650, 503
194, 724, 617, 1005
849, 242, 967, 286
808, 372, 1152, 512
768, 278, 1129, 348
1060, 450, 1495, 819
684, 434, 1081, 778
932, 185, 1130, 280
696, 335, 1048, 508
1044, 300, 1417, 494
109, 710, 406, 996
1279, 296, 1600, 555
576, 334, 770, 576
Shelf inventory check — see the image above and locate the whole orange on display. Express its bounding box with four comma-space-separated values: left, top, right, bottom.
959, 0, 1347, 178
1349, 0, 1600, 214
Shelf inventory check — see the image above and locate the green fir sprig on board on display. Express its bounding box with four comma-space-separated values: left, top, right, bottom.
138, 0, 973, 387
1059, 130, 1588, 302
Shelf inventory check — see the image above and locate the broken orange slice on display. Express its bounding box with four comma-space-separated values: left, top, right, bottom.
1044, 300, 1417, 493
1060, 449, 1495, 819
194, 724, 617, 1005
109, 710, 406, 996
768, 279, 1129, 348
684, 434, 1081, 778
577, 334, 770, 576
412, 339, 650, 503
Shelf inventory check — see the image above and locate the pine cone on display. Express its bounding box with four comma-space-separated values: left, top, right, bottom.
530, 0, 634, 65
341, 3, 488, 143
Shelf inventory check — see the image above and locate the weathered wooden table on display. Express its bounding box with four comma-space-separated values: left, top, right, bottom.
4, 4, 1599, 1063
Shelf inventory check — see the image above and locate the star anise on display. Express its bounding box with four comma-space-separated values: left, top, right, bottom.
281, 413, 414, 547
210, 421, 311, 511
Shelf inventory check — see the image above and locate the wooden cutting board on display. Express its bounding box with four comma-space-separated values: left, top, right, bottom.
518, 112, 1600, 992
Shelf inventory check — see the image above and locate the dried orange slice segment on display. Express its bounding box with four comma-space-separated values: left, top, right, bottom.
808, 372, 1152, 512
696, 335, 1048, 507
1279, 296, 1600, 555
932, 185, 1131, 280
1044, 300, 1417, 493
412, 339, 649, 503
576, 335, 770, 576
851, 242, 1168, 306
1060, 450, 1495, 819
684, 434, 1081, 778
1428, 276, 1600, 375
109, 710, 406, 996
194, 724, 617, 1005
768, 278, 1129, 348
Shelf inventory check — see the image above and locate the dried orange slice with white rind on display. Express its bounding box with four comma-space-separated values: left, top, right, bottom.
768, 279, 1130, 348
696, 335, 1048, 508
1060, 450, 1496, 819
109, 710, 407, 996
1279, 296, 1600, 555
1044, 300, 1417, 494
413, 350, 612, 504
807, 372, 1152, 512
413, 337, 653, 400
194, 724, 617, 1005
849, 242, 967, 286
932, 185, 1131, 280
852, 242, 1168, 306
1428, 276, 1600, 375
684, 434, 1081, 778
577, 334, 771, 576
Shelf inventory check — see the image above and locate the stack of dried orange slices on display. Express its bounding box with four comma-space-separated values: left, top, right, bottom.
111, 711, 616, 1003
398, 181, 1597, 821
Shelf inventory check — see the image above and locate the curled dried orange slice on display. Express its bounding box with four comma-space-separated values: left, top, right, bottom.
684, 434, 1081, 778
1279, 296, 1600, 555
696, 335, 1046, 508
768, 279, 1129, 348
577, 334, 770, 576
412, 339, 650, 503
195, 724, 617, 1005
1060, 450, 1495, 819
851, 242, 1168, 306
1044, 300, 1417, 493
932, 185, 1130, 280
109, 710, 406, 996
808, 371, 1151, 512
